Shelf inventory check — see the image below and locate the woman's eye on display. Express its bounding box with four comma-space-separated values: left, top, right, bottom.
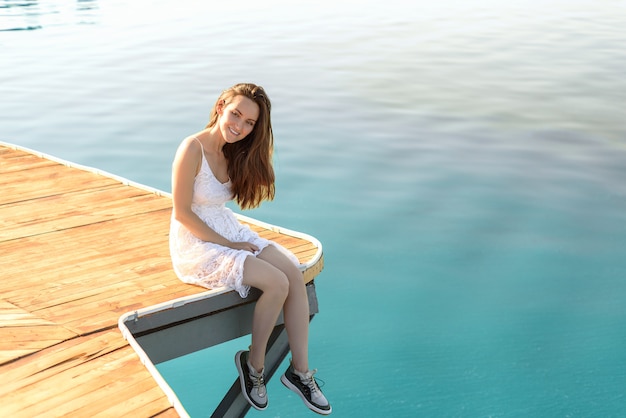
247, 121, 254, 126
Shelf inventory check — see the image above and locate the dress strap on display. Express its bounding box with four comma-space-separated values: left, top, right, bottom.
192, 136, 208, 177
193, 136, 204, 152
193, 136, 207, 163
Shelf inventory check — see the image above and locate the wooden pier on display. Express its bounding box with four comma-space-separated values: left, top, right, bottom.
0, 143, 324, 417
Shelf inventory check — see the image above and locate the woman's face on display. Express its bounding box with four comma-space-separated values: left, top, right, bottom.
218, 95, 260, 144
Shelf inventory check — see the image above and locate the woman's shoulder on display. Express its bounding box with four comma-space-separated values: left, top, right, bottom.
173, 134, 204, 172
180, 134, 202, 151
175, 134, 204, 159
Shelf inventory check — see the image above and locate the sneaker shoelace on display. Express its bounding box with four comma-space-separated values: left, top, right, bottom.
250, 372, 267, 397
300, 369, 320, 393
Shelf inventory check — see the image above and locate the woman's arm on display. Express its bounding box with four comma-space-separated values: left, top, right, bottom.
171, 137, 258, 252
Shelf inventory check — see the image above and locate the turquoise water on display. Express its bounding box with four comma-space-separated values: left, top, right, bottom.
2, 1, 626, 416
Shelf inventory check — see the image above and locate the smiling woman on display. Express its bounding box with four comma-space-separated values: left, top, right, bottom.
169, 83, 332, 414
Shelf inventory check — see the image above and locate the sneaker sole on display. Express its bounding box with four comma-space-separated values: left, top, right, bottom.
280, 374, 332, 415
235, 351, 267, 411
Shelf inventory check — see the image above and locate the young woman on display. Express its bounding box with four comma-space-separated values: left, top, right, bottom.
169, 83, 331, 415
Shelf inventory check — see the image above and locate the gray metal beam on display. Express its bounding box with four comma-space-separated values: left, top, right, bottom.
129, 282, 318, 364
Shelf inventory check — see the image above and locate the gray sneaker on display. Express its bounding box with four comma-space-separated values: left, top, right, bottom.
281, 361, 332, 415
235, 350, 268, 410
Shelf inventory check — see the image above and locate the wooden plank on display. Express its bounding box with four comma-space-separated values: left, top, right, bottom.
0, 350, 33, 365
152, 407, 180, 418
0, 185, 171, 241
1, 334, 171, 415
0, 330, 125, 398
0, 211, 173, 283
92, 384, 175, 418
40, 374, 169, 418
3, 349, 141, 416
59, 286, 203, 335
0, 326, 76, 348
0, 163, 120, 204
0, 148, 57, 172
4, 351, 167, 417
0, 300, 78, 364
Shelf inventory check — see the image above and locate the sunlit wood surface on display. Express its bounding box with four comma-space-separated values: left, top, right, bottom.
0, 144, 323, 417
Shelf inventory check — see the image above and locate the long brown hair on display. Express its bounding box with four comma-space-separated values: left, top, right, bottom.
206, 83, 275, 209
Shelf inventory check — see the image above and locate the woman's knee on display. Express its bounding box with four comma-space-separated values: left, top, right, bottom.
259, 246, 303, 285
267, 270, 290, 299
245, 259, 289, 297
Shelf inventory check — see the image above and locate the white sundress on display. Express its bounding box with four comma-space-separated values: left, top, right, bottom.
169, 140, 300, 298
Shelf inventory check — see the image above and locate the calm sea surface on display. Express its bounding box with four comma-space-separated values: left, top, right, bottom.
2, 0, 626, 416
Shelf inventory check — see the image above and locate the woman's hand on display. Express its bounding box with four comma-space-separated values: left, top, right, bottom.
229, 241, 259, 253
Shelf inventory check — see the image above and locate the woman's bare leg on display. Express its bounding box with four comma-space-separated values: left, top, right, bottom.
257, 245, 310, 373
242, 255, 289, 372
